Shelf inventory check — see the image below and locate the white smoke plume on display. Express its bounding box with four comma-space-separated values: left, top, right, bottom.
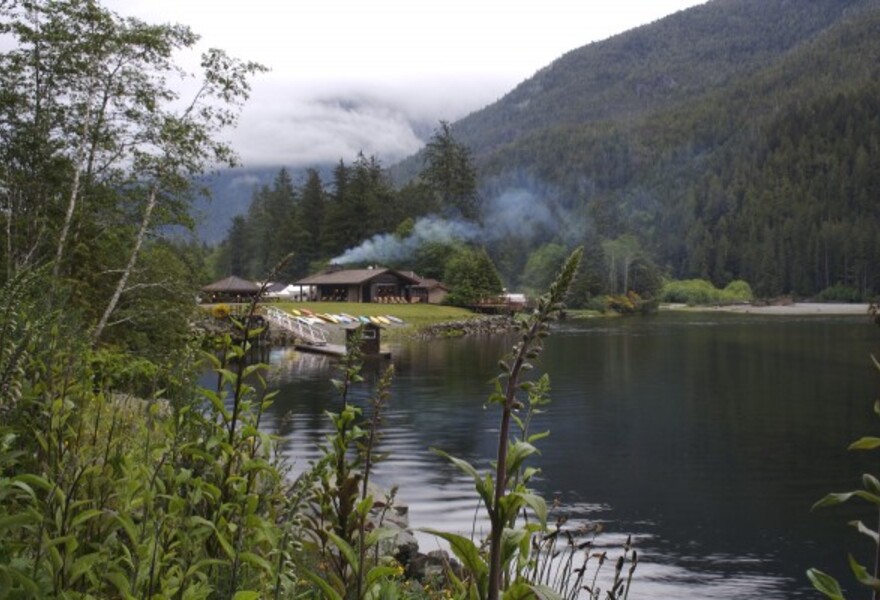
333, 215, 481, 265
483, 188, 557, 240
332, 187, 571, 265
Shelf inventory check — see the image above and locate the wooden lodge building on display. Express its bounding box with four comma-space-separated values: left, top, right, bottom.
201, 267, 449, 305
295, 267, 423, 303
404, 275, 449, 305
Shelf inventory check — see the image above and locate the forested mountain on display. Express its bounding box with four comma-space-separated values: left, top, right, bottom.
451, 0, 874, 156
216, 0, 880, 300
386, 0, 880, 298
444, 0, 880, 295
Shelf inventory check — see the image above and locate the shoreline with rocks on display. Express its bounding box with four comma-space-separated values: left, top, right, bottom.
408, 314, 516, 340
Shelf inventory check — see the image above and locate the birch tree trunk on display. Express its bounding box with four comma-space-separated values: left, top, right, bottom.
90, 184, 158, 345
52, 81, 95, 278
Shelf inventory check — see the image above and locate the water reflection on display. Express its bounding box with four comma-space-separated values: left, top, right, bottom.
261, 313, 878, 599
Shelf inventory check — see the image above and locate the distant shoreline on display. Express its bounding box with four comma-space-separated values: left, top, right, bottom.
661, 302, 872, 316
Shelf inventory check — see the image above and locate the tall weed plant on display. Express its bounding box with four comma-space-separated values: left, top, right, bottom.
427, 248, 637, 600
293, 328, 407, 599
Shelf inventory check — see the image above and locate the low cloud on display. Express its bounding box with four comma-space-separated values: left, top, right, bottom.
230, 76, 508, 168
229, 174, 262, 188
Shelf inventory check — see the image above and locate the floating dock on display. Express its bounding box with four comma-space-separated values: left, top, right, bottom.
264, 306, 392, 359
293, 342, 391, 359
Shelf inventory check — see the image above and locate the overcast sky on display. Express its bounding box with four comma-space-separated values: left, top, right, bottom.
111, 0, 707, 168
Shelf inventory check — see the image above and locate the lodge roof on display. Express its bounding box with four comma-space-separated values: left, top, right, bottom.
201, 275, 261, 294
296, 268, 420, 286
413, 277, 448, 291
398, 271, 448, 290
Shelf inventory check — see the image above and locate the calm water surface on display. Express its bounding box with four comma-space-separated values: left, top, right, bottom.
262, 312, 879, 599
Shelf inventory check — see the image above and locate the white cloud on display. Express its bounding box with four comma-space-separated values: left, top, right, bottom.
104, 0, 708, 167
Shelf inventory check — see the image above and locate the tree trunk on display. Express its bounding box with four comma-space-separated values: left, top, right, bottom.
91, 184, 158, 345
52, 77, 96, 278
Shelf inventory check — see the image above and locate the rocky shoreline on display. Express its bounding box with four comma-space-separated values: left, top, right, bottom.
409, 314, 516, 340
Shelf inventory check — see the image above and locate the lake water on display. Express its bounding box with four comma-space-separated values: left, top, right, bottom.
261, 311, 879, 599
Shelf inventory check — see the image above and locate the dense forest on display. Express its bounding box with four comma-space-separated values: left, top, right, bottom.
305, 0, 880, 300
455, 0, 880, 298
211, 123, 507, 304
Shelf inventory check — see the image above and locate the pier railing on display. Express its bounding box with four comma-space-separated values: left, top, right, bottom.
262, 306, 328, 346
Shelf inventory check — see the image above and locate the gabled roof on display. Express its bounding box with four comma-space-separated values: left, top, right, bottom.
296, 268, 420, 286
399, 271, 448, 291
413, 277, 448, 291
201, 275, 261, 294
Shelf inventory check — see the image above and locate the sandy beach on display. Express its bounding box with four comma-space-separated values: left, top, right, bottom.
662, 302, 872, 316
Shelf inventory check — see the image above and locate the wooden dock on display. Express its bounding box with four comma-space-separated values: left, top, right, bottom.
294, 342, 391, 359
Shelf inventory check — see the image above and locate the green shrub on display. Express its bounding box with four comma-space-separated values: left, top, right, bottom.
660, 278, 753, 306
721, 280, 754, 303
584, 295, 608, 313
605, 291, 657, 315
815, 283, 863, 303
660, 279, 718, 305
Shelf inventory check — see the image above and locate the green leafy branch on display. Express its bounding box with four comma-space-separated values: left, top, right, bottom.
809, 355, 880, 600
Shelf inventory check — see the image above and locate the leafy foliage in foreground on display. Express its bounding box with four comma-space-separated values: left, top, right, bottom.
0, 0, 262, 354
808, 355, 880, 600
0, 274, 291, 598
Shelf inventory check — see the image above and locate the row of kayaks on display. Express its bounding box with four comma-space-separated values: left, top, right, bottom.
287, 309, 404, 327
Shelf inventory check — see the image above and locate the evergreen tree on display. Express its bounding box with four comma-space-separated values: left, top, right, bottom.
322, 159, 352, 258
422, 121, 480, 221
215, 215, 248, 277
294, 167, 327, 275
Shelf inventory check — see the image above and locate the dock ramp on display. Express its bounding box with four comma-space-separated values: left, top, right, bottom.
262, 306, 328, 346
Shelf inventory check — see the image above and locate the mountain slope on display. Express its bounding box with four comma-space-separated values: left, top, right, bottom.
405, 0, 880, 296
457, 0, 871, 153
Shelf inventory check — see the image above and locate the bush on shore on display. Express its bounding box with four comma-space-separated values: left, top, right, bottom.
660, 279, 754, 306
